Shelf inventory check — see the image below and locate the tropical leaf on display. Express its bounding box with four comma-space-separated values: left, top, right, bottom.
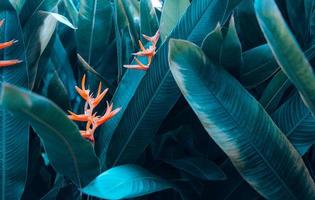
76, 0, 112, 66
259, 70, 290, 113
19, 0, 61, 26
255, 0, 315, 115
240, 44, 279, 88
82, 164, 173, 199
259, 46, 315, 113
0, 84, 100, 187
0, 2, 29, 199
39, 11, 77, 29
202, 16, 242, 75
140, 0, 159, 37
23, 11, 58, 89
62, 0, 78, 26
42, 69, 71, 111
164, 157, 226, 181
8, 0, 26, 14
159, 0, 190, 42
104, 0, 242, 168
168, 39, 315, 199
272, 92, 315, 155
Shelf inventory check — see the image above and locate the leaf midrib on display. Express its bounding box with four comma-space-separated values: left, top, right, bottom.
19, 107, 82, 187
112, 0, 218, 166
192, 64, 299, 199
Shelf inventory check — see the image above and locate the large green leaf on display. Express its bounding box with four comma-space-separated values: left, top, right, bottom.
255, 0, 315, 115
0, 84, 100, 188
159, 0, 190, 42
82, 164, 172, 199
101, 0, 241, 168
168, 39, 315, 199
76, 0, 112, 66
272, 92, 315, 155
0, 2, 29, 199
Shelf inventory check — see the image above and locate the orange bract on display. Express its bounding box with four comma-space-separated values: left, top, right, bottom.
68, 75, 121, 142
0, 19, 22, 68
124, 30, 160, 71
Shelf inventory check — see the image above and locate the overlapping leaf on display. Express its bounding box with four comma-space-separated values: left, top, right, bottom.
169, 39, 315, 199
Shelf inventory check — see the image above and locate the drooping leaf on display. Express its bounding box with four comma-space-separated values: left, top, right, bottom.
168, 39, 315, 199
62, 0, 78, 26
164, 157, 226, 181
0, 2, 29, 199
140, 0, 159, 37
102, 0, 242, 168
159, 0, 190, 42
82, 164, 173, 199
39, 11, 77, 29
255, 0, 315, 115
0, 84, 100, 188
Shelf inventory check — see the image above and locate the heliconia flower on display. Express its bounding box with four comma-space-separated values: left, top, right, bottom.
123, 30, 160, 71
75, 74, 90, 101
68, 75, 120, 142
0, 19, 22, 68
123, 57, 150, 71
95, 102, 121, 127
142, 30, 160, 46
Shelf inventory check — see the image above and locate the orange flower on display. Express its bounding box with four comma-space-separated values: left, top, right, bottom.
124, 30, 160, 71
0, 19, 22, 68
68, 75, 121, 142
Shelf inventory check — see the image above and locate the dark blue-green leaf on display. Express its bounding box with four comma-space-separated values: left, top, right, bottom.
165, 157, 226, 181
169, 39, 315, 199
0, 2, 29, 199
82, 164, 172, 199
255, 0, 315, 115
0, 84, 100, 187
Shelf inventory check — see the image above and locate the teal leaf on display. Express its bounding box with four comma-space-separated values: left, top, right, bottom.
102, 0, 241, 168
159, 0, 190, 42
272, 92, 315, 155
165, 157, 226, 181
82, 164, 172, 199
169, 39, 315, 199
240, 44, 279, 88
39, 11, 77, 29
202, 16, 242, 74
259, 70, 290, 113
8, 0, 26, 14
76, 0, 112, 65
0, 2, 29, 199
140, 0, 159, 37
19, 0, 61, 26
0, 84, 100, 187
255, 0, 315, 115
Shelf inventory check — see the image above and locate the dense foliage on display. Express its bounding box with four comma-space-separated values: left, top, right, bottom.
1, 0, 315, 199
